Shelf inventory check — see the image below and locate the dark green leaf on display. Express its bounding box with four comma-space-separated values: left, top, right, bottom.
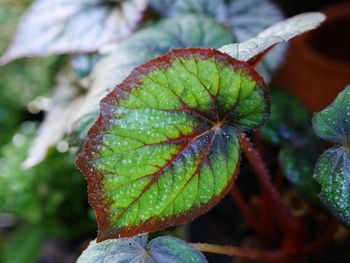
279, 147, 320, 201
312, 86, 350, 144
78, 234, 207, 263
314, 147, 350, 225
261, 89, 310, 145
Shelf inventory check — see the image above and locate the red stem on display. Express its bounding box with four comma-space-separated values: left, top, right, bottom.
302, 219, 338, 254
238, 132, 299, 237
230, 187, 266, 236
191, 243, 286, 262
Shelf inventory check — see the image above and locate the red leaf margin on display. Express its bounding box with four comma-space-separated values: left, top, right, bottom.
76, 48, 269, 241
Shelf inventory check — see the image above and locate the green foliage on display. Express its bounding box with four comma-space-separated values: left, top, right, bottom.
76, 48, 268, 240
0, 0, 59, 109
261, 89, 310, 145
78, 234, 207, 263
313, 86, 350, 225
1, 224, 46, 263
279, 147, 320, 201
261, 89, 323, 201
0, 122, 87, 224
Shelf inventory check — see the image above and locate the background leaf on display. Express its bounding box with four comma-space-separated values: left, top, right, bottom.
0, 0, 148, 64
150, 0, 286, 82
261, 89, 323, 201
219, 12, 325, 63
21, 70, 83, 169
76, 48, 267, 240
279, 147, 321, 201
78, 234, 207, 263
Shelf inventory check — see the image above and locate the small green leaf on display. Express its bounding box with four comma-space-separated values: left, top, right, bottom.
77, 234, 207, 263
312, 86, 350, 144
314, 148, 350, 225
76, 48, 268, 240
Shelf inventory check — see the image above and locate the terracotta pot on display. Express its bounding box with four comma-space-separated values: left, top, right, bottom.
272, 2, 350, 112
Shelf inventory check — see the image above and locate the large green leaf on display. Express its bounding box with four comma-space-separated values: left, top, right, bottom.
78, 234, 207, 263
313, 86, 350, 225
72, 15, 234, 143
76, 48, 268, 240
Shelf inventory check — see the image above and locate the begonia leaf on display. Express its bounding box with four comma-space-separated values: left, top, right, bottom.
78, 234, 207, 263
76, 48, 268, 240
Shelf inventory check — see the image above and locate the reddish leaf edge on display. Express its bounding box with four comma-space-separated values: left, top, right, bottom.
76, 48, 269, 242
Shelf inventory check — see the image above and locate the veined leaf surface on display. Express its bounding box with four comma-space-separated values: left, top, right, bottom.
313, 86, 350, 225
76, 48, 268, 241
78, 234, 207, 263
71, 15, 234, 144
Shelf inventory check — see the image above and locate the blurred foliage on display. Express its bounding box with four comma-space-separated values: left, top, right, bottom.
0, 122, 95, 262
261, 88, 325, 201
1, 224, 45, 263
0, 0, 58, 105
0, 121, 93, 223
0, 0, 61, 149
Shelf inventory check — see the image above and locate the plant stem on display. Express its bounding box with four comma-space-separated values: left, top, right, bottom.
302, 219, 338, 254
238, 132, 299, 236
191, 243, 286, 262
230, 187, 266, 236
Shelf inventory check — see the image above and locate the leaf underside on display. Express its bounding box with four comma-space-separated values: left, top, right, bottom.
76, 48, 268, 241
77, 234, 207, 263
